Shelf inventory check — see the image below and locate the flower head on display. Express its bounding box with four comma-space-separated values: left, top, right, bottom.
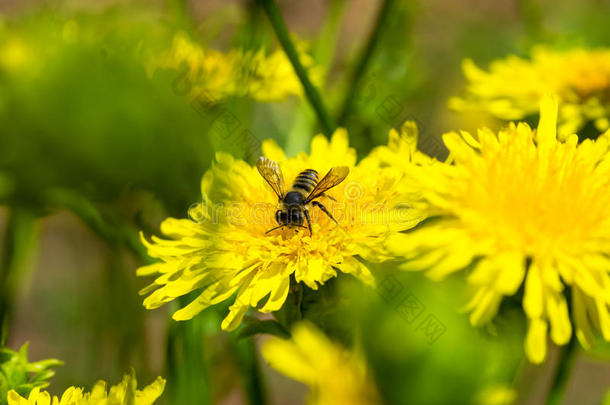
388, 96, 610, 363
450, 47, 610, 137
151, 32, 322, 102
262, 322, 381, 405
0, 36, 31, 73
6, 370, 165, 405
474, 385, 517, 405
138, 128, 424, 331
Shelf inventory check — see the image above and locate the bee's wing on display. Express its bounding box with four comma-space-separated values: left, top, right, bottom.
305, 166, 349, 202
256, 157, 286, 200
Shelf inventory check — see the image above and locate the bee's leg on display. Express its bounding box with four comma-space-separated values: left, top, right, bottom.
321, 193, 336, 202
312, 201, 338, 224
303, 209, 313, 236
265, 224, 285, 234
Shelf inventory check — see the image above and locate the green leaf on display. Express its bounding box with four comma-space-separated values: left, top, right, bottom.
26, 359, 64, 373
0, 343, 62, 404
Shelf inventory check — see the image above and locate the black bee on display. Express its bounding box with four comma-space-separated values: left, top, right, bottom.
256, 157, 349, 235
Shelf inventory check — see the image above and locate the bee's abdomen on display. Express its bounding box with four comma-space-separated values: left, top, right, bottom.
291, 169, 318, 194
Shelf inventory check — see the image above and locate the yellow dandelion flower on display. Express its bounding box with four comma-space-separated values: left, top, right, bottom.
137, 128, 425, 331
262, 322, 382, 405
6, 370, 165, 405
0, 36, 31, 72
151, 32, 322, 102
474, 385, 517, 405
450, 46, 610, 137
388, 96, 610, 363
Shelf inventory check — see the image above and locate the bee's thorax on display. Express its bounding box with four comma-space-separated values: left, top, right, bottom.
282, 191, 305, 206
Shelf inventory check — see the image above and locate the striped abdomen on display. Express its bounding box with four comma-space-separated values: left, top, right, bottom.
290, 169, 318, 196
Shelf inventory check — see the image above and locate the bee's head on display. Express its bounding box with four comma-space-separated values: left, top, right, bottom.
276, 207, 303, 226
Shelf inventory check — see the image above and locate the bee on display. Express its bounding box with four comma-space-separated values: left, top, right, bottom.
257, 156, 349, 235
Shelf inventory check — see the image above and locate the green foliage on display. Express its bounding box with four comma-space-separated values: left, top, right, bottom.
0, 343, 62, 404
0, 6, 212, 216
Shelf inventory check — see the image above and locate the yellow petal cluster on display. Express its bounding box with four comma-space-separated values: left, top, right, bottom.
474, 385, 517, 405
262, 322, 381, 405
7, 371, 165, 405
389, 97, 610, 363
0, 36, 31, 73
151, 32, 322, 102
450, 47, 610, 137
138, 128, 425, 331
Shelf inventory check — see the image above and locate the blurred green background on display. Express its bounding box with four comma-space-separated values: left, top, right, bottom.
0, 0, 609, 404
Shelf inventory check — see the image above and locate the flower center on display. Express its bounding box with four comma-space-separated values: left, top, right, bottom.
456, 131, 610, 258
557, 52, 610, 100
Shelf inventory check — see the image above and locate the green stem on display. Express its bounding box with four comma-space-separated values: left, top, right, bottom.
516, 0, 543, 40
545, 336, 577, 405
314, 0, 348, 71
235, 0, 266, 49
166, 300, 213, 405
0, 208, 37, 346
258, 0, 336, 135
337, 0, 395, 125
231, 336, 267, 405
169, 0, 191, 27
